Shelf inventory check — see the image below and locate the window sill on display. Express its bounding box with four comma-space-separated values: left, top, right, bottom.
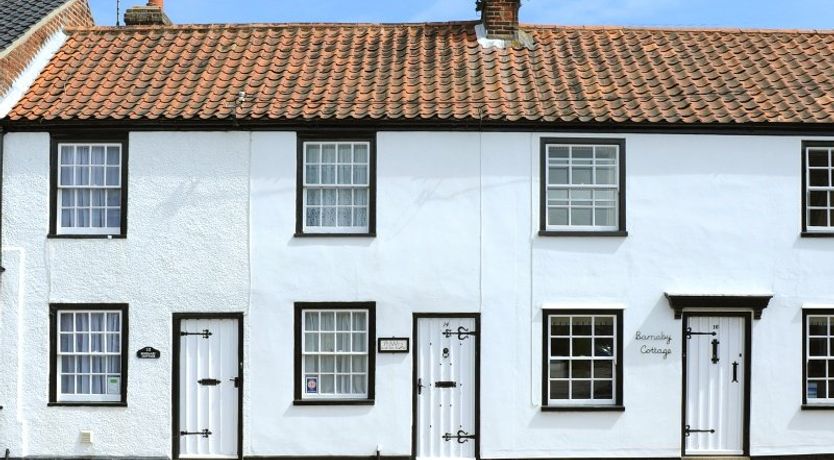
293, 399, 374, 406
47, 234, 126, 240
539, 230, 628, 238
294, 232, 376, 238
48, 401, 127, 407
542, 405, 625, 412
801, 232, 834, 238
801, 404, 834, 410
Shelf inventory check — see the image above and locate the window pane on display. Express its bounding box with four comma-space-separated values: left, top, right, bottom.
595, 317, 614, 336
572, 317, 592, 335
573, 146, 593, 159
305, 356, 319, 373
336, 333, 350, 352
320, 375, 335, 394
60, 313, 74, 332
810, 169, 829, 187
354, 208, 368, 227
353, 166, 368, 185
337, 375, 350, 394
595, 208, 615, 227
320, 312, 335, 331
550, 317, 570, 336
593, 380, 613, 400
810, 338, 827, 356
594, 360, 613, 379
571, 208, 592, 226
549, 167, 568, 184
551, 338, 569, 357
808, 360, 826, 377
572, 380, 591, 399
61, 375, 75, 394
60, 334, 73, 352
808, 380, 826, 399
550, 381, 569, 399
338, 165, 352, 184
571, 360, 591, 378
809, 210, 828, 227
573, 338, 592, 356
91, 146, 106, 164
305, 166, 320, 184
108, 356, 121, 373
595, 338, 614, 357
61, 356, 75, 372
352, 312, 367, 331
304, 312, 319, 331
352, 356, 366, 372
60, 167, 75, 186
321, 334, 335, 352
548, 208, 568, 226
106, 147, 120, 165
60, 145, 74, 164
91, 334, 103, 352
338, 144, 352, 163
809, 150, 829, 167
322, 144, 337, 163
810, 191, 828, 207
809, 317, 828, 335
322, 207, 337, 226
321, 356, 335, 372
354, 144, 368, 163
549, 360, 569, 378
352, 332, 367, 352
336, 355, 351, 373
352, 375, 367, 394
596, 167, 616, 185
338, 208, 352, 227
305, 144, 320, 163
107, 190, 121, 206
304, 333, 319, 352
549, 146, 569, 159
105, 167, 120, 186
76, 166, 90, 185
336, 312, 351, 331
306, 207, 321, 227
77, 147, 90, 165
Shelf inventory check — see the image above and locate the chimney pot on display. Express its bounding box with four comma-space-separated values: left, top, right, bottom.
147, 0, 163, 7
124, 0, 172, 26
478, 0, 521, 40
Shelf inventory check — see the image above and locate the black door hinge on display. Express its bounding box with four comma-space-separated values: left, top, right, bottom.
435, 380, 457, 388
684, 425, 715, 437
180, 429, 212, 438
180, 329, 212, 339
443, 326, 477, 341
198, 378, 221, 386
443, 430, 476, 443
685, 327, 717, 339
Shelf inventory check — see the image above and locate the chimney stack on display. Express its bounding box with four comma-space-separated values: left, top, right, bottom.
477, 0, 521, 40
124, 0, 172, 26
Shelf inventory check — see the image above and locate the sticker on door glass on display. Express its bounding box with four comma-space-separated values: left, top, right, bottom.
305, 376, 318, 394
107, 376, 120, 394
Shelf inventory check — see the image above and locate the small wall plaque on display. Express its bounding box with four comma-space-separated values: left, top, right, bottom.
136, 347, 161, 359
378, 337, 409, 353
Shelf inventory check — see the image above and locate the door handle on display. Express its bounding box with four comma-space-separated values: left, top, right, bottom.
230, 377, 240, 388
732, 361, 739, 383
711, 339, 720, 364
417, 378, 424, 395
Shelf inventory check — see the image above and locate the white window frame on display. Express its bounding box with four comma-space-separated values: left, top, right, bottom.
56, 309, 124, 403
545, 311, 619, 407
543, 141, 622, 232
300, 308, 370, 400
805, 145, 834, 233
805, 313, 834, 405
56, 142, 124, 236
301, 141, 372, 235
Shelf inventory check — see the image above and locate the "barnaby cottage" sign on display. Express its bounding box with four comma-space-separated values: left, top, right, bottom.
635, 331, 673, 359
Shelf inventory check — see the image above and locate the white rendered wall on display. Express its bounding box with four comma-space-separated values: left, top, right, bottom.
1, 129, 833, 458
0, 132, 250, 458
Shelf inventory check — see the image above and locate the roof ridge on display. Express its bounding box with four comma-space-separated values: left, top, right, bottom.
526, 23, 834, 35
61, 20, 834, 36
63, 20, 481, 34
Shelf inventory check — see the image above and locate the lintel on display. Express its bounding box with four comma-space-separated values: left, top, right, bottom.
665, 293, 773, 320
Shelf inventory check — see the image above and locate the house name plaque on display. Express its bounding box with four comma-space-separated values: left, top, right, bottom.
378, 337, 409, 353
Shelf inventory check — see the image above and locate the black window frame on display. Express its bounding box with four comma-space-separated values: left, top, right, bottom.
802, 308, 834, 409
539, 137, 627, 237
293, 301, 376, 405
295, 133, 377, 238
48, 303, 129, 407
801, 140, 834, 237
541, 308, 625, 411
49, 132, 129, 239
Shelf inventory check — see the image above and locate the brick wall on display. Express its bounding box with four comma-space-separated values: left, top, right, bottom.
0, 0, 94, 98
480, 0, 520, 39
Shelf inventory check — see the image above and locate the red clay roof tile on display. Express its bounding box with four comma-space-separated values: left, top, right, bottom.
7, 22, 834, 124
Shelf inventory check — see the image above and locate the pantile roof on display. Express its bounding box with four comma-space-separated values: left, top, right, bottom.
0, 0, 71, 50
7, 22, 834, 124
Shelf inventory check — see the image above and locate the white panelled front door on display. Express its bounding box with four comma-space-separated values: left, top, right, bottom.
415, 316, 479, 460
177, 317, 241, 459
684, 315, 747, 456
